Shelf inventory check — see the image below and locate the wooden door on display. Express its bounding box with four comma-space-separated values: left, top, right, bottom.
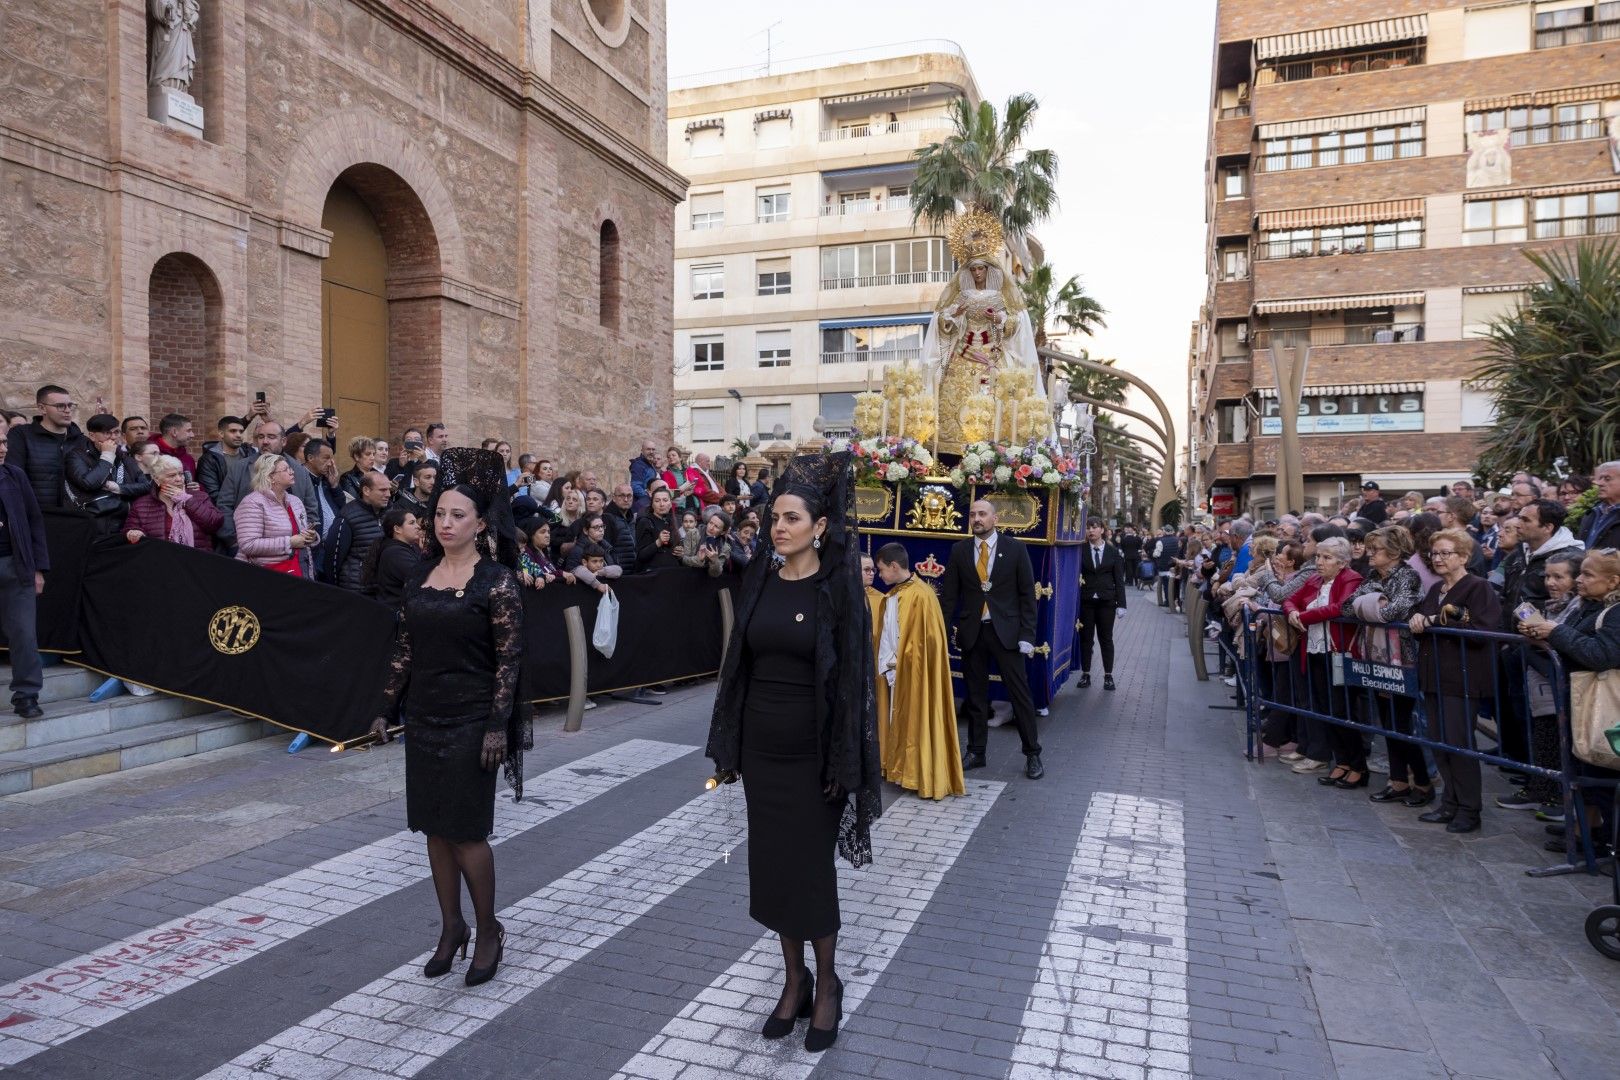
320, 183, 388, 441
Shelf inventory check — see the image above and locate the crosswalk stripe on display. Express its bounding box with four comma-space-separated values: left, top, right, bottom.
611, 779, 1005, 1080
0, 738, 696, 1067
1008, 791, 1190, 1079
197, 774, 751, 1079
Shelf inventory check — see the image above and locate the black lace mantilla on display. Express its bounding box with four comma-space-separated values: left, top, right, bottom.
707, 451, 882, 867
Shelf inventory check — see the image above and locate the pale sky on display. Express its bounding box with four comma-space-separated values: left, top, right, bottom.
667, 0, 1215, 462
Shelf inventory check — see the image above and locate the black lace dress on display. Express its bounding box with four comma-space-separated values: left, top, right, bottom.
741, 570, 844, 941
378, 558, 523, 842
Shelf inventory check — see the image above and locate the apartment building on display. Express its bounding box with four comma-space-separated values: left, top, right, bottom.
667, 45, 980, 452
1193, 1, 1620, 517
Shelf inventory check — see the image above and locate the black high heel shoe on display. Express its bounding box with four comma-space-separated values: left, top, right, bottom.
422, 922, 470, 979
1317, 767, 1349, 787
761, 977, 813, 1039
804, 974, 843, 1053
1333, 771, 1370, 789
464, 922, 505, 987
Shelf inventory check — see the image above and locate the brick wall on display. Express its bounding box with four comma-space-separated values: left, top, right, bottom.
147, 254, 222, 424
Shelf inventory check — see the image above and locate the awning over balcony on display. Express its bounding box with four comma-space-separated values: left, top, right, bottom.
1257, 106, 1425, 139
1467, 81, 1620, 112
1255, 15, 1428, 61
1463, 179, 1620, 201
1256, 291, 1425, 314
823, 85, 930, 105
1463, 282, 1534, 294
819, 313, 931, 330
1258, 199, 1424, 230
1255, 382, 1424, 398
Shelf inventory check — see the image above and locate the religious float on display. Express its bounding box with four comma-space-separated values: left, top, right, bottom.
832, 210, 1093, 710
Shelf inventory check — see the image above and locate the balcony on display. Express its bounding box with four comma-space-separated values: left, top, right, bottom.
819, 201, 909, 218
1536, 14, 1620, 49
1261, 43, 1425, 84
820, 347, 924, 365
820, 270, 952, 290
819, 116, 952, 142
1218, 105, 1250, 119
1214, 115, 1253, 159
1254, 323, 1424, 349
1213, 279, 1253, 320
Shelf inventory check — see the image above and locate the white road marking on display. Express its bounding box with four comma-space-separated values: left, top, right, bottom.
1007, 791, 1190, 1079
197, 777, 750, 1079
611, 779, 1004, 1080
0, 739, 696, 1066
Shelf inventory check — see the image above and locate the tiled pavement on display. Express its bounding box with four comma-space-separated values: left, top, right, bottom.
1, 599, 1616, 1079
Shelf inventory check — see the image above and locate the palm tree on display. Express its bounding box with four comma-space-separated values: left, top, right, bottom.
1020, 263, 1107, 348
910, 93, 1059, 264
1474, 240, 1620, 481
1054, 350, 1129, 408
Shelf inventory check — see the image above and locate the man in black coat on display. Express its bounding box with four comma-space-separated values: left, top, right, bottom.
0, 426, 49, 718
941, 499, 1044, 779
7, 384, 88, 509
1118, 525, 1144, 589
1078, 520, 1128, 690
1357, 480, 1388, 524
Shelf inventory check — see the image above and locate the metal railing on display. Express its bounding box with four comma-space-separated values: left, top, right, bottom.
820, 270, 952, 290
819, 202, 909, 217
1228, 607, 1609, 874
1256, 229, 1424, 260
819, 116, 952, 141
820, 347, 923, 365
1535, 17, 1620, 49
1254, 323, 1425, 349
1267, 43, 1425, 83
1256, 135, 1424, 173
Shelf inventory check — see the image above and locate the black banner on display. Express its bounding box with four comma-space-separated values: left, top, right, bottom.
5, 511, 731, 744
75, 536, 398, 745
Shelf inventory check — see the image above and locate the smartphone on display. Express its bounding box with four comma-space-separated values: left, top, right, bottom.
1514, 602, 1538, 623
255, 390, 266, 403
404, 439, 423, 451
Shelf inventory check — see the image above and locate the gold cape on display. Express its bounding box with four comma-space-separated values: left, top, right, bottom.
875, 577, 965, 799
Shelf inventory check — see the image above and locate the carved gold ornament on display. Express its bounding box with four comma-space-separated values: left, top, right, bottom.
208, 605, 261, 655
946, 209, 1005, 264
905, 485, 963, 532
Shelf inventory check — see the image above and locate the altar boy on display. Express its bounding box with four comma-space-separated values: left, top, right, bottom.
874, 543, 964, 799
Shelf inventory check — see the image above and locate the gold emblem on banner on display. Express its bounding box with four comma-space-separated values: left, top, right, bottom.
904, 485, 962, 533
854, 485, 894, 523
208, 605, 261, 655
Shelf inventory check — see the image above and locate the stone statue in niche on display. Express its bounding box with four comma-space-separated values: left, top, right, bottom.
1466, 128, 1512, 189
147, 0, 205, 137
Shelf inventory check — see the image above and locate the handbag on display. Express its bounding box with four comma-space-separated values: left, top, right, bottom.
591, 587, 620, 659
1570, 607, 1620, 769
1138, 558, 1155, 580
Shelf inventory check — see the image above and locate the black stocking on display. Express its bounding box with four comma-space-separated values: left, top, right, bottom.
425, 836, 465, 963
771, 935, 808, 1020
453, 839, 500, 966
809, 932, 838, 1028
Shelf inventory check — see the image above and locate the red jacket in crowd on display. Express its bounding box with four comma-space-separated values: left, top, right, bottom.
1281, 569, 1366, 666
122, 490, 224, 551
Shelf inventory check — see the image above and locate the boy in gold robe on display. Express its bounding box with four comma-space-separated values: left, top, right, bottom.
874, 543, 965, 799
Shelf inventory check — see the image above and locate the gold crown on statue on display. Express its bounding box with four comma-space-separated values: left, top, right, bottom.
914, 554, 946, 579
946, 209, 1005, 263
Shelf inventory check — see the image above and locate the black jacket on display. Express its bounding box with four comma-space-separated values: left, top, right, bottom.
1119, 533, 1143, 565
364, 537, 423, 609
64, 443, 151, 514
1359, 497, 1388, 524
1580, 502, 1620, 553
634, 512, 681, 570
1081, 541, 1129, 609
6, 419, 87, 508
322, 500, 387, 591
1151, 533, 1181, 573
197, 444, 258, 545
1547, 598, 1620, 673
940, 533, 1038, 652
602, 504, 639, 571
0, 462, 50, 575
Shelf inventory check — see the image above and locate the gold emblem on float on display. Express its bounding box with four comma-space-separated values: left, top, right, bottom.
904, 485, 962, 533
208, 605, 261, 655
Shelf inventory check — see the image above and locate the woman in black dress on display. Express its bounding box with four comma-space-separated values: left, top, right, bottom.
707, 451, 881, 1053
370, 448, 528, 986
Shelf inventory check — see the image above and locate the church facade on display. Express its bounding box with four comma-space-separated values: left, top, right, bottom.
0, 0, 682, 466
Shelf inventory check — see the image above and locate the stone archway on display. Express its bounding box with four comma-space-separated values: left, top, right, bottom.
147, 252, 224, 423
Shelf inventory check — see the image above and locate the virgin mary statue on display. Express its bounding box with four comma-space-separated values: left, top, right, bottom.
921, 210, 1050, 452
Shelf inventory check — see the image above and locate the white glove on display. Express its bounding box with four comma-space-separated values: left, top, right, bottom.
1018, 641, 1035, 657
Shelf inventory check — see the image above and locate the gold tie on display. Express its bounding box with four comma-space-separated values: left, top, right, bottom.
977, 540, 990, 617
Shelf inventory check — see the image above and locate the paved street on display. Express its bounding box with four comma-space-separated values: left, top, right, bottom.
1, 604, 1617, 1080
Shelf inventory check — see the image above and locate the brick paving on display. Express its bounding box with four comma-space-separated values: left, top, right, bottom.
1, 601, 1617, 1078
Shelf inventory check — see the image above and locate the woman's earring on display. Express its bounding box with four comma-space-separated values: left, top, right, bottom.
813, 535, 821, 550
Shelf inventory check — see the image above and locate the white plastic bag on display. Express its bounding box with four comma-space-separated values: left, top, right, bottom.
592, 588, 620, 658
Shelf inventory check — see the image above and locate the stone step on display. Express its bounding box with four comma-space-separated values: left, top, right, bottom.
0, 684, 218, 753
0, 711, 280, 796
0, 662, 103, 705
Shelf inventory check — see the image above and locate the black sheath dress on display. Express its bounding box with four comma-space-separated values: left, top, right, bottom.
380, 558, 523, 843
741, 570, 843, 940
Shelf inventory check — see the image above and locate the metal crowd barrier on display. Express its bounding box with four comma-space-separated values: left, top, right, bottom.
1232, 607, 1609, 876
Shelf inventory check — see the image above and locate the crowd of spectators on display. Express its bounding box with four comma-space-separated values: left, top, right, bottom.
1139, 464, 1620, 861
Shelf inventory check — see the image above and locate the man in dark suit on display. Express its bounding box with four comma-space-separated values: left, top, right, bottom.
1079, 520, 1127, 690
0, 426, 50, 719
941, 499, 1043, 779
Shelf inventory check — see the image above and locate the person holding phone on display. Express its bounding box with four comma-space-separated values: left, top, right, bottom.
635, 486, 682, 571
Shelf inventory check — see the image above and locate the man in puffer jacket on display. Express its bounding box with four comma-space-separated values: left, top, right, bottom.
6, 384, 88, 508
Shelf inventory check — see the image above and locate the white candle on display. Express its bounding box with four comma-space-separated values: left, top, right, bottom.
1012, 401, 1020, 445
899, 397, 907, 442
993, 399, 1002, 444
881, 399, 889, 438
932, 398, 940, 459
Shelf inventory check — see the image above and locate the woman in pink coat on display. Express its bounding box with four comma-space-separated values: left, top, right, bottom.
234, 454, 318, 575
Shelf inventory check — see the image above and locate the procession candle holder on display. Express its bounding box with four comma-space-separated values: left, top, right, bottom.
330, 725, 404, 752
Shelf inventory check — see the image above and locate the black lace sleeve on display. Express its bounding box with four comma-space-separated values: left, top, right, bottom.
376, 600, 412, 724
486, 566, 523, 734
